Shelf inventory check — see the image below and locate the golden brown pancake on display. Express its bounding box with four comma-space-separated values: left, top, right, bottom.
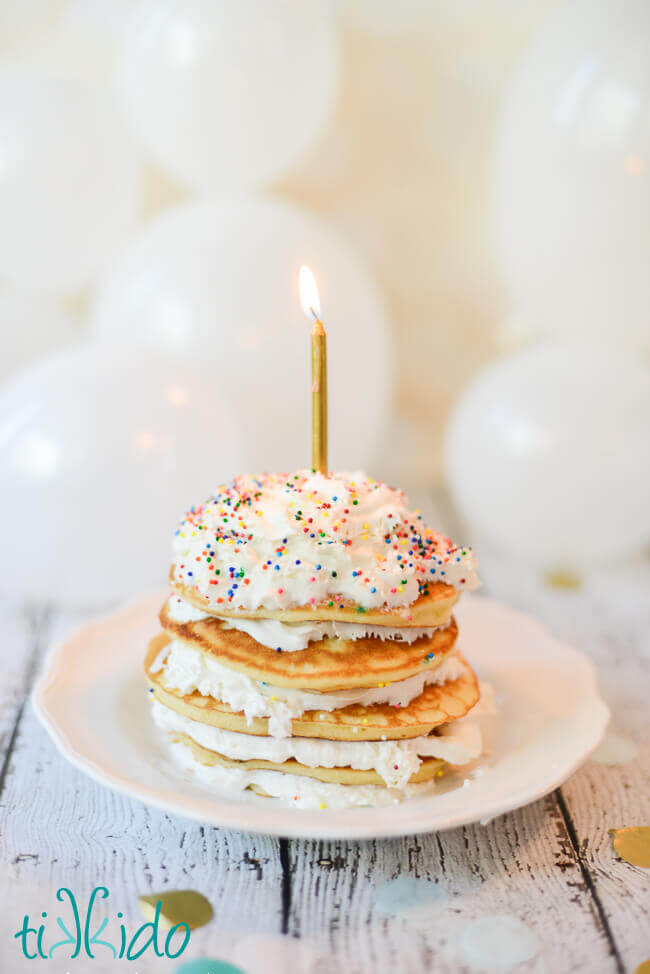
159, 603, 459, 690
170, 731, 447, 786
169, 574, 459, 627
145, 636, 479, 741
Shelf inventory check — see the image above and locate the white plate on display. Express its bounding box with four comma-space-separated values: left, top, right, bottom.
32, 593, 609, 840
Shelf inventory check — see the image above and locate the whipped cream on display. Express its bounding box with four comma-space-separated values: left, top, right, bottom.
166, 595, 445, 651
166, 596, 209, 623
157, 638, 469, 738
169, 738, 442, 810
151, 698, 483, 789
171, 471, 478, 613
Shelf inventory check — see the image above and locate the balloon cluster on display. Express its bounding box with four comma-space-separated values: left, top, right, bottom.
0, 1, 392, 605
1, 0, 648, 599
446, 0, 650, 570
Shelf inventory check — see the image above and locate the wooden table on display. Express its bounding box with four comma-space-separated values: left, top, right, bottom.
1, 527, 648, 973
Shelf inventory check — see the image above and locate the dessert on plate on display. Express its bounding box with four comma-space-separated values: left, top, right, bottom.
146, 470, 481, 810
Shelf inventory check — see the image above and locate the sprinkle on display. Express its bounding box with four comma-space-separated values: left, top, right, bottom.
168, 471, 476, 612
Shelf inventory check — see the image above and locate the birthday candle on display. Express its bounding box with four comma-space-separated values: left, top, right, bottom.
299, 265, 328, 475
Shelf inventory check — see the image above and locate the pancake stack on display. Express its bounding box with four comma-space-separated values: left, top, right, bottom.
146, 471, 480, 809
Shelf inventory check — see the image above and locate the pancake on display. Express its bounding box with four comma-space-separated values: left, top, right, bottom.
159, 602, 459, 690
170, 731, 447, 786
145, 636, 479, 741
170, 574, 459, 627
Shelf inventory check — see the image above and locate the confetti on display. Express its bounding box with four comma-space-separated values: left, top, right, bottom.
174, 960, 243, 974
590, 732, 638, 765
373, 877, 447, 917
610, 827, 650, 868
459, 915, 539, 969
544, 569, 582, 590
138, 890, 213, 931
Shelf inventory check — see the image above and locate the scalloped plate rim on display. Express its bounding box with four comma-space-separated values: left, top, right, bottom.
32, 591, 610, 839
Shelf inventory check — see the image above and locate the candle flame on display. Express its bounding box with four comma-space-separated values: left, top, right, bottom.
299, 265, 321, 320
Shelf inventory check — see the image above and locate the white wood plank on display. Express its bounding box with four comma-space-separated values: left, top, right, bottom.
560, 761, 649, 974
1, 704, 285, 972
3, 545, 647, 974
479, 549, 650, 974
286, 792, 618, 974
557, 617, 650, 973
285, 515, 648, 973
0, 605, 285, 973
0, 599, 44, 760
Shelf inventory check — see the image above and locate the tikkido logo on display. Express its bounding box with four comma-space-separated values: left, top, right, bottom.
13, 886, 191, 962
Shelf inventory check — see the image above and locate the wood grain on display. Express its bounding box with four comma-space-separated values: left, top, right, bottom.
477, 547, 650, 974
0, 546, 648, 974
559, 620, 650, 974
0, 599, 49, 771
285, 792, 619, 973
0, 605, 284, 973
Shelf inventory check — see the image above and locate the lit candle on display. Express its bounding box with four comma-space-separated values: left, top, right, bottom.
299, 265, 327, 474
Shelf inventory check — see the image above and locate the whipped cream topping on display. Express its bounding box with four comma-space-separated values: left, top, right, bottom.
166, 596, 210, 623
165, 594, 446, 651
156, 638, 469, 738
171, 471, 478, 613
151, 698, 483, 789
168, 738, 442, 809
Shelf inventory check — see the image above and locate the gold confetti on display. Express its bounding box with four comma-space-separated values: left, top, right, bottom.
609, 827, 650, 868
633, 961, 650, 974
544, 570, 582, 590
138, 890, 213, 930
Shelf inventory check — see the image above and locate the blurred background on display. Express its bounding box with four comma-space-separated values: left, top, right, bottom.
0, 0, 648, 607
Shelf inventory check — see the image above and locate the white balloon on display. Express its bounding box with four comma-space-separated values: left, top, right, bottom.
16, 0, 137, 83
0, 344, 243, 605
91, 198, 391, 473
60, 0, 136, 59
0, 290, 78, 384
0, 0, 58, 52
0, 66, 141, 291
115, 0, 340, 191
492, 0, 650, 349
444, 343, 650, 567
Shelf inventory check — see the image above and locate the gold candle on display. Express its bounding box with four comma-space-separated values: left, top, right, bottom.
300, 266, 328, 474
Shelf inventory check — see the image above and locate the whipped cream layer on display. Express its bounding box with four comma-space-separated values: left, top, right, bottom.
151, 698, 483, 789
169, 739, 443, 810
171, 471, 478, 613
153, 638, 469, 738
166, 594, 446, 651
